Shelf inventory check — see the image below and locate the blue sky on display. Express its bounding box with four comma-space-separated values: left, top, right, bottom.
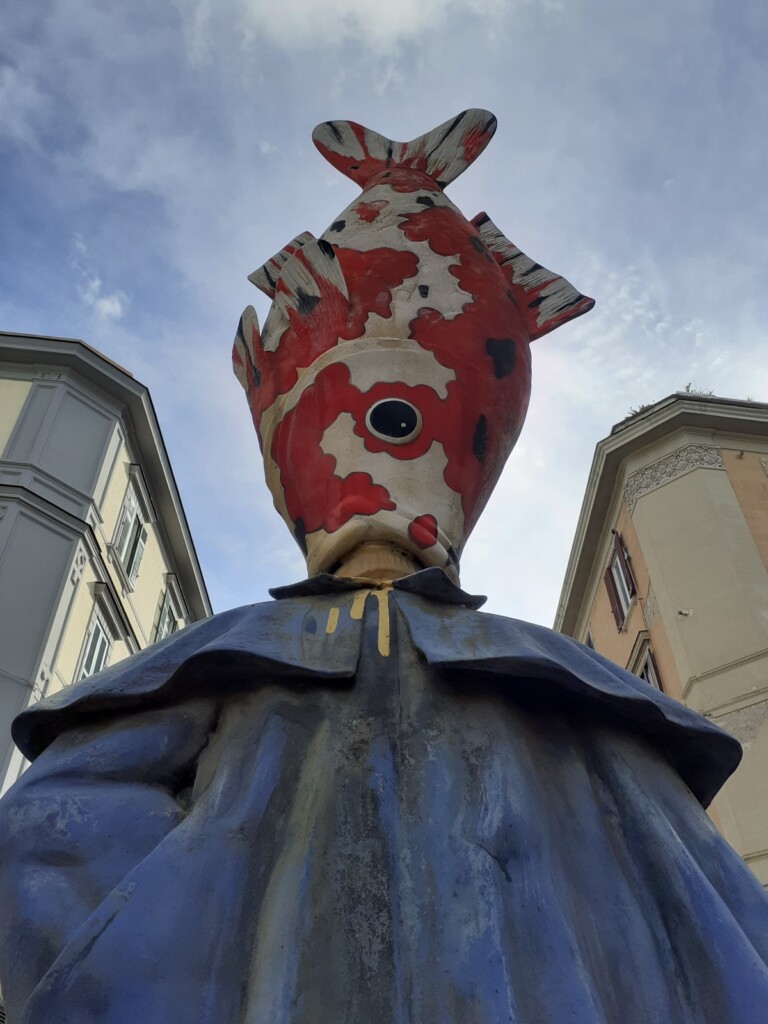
2, 0, 767, 623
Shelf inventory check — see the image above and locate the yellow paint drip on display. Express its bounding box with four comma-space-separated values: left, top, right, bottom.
326, 606, 340, 635
374, 588, 391, 658
342, 587, 393, 657
350, 589, 369, 621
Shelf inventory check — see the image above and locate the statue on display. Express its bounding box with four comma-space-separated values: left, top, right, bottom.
1, 110, 767, 1024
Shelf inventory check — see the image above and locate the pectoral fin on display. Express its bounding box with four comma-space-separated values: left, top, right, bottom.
248, 231, 316, 298
472, 213, 594, 339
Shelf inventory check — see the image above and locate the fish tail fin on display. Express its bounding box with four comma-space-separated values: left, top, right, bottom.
313, 109, 497, 189
472, 212, 595, 340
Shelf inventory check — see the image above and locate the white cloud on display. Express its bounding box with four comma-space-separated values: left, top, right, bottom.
179, 0, 510, 54
0, 63, 47, 149
69, 235, 128, 321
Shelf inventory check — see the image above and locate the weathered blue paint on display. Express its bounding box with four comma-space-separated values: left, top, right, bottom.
1, 569, 767, 1022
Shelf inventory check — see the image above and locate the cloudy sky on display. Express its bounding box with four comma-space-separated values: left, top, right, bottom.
2, 0, 766, 624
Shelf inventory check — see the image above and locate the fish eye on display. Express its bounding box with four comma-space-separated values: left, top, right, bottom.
365, 399, 422, 444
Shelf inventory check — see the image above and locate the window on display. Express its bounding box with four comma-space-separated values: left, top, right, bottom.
111, 467, 155, 589
152, 575, 186, 643
78, 608, 112, 680
154, 589, 179, 642
603, 531, 636, 629
638, 649, 662, 690
113, 484, 148, 584
627, 631, 663, 691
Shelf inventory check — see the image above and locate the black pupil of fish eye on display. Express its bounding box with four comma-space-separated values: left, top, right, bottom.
368, 400, 419, 439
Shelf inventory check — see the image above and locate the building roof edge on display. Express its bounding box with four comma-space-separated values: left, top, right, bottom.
554, 393, 768, 636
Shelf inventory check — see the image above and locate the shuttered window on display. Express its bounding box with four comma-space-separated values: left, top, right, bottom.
604, 531, 636, 629
154, 588, 179, 642
113, 483, 148, 587
78, 608, 112, 681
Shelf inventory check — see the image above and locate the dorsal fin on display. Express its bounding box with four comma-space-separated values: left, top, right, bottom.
261, 239, 350, 352
313, 109, 497, 190
472, 212, 595, 340
248, 231, 316, 298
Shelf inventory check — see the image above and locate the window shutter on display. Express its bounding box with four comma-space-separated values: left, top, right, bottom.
128, 526, 147, 584
114, 486, 140, 561
114, 508, 133, 561
612, 531, 636, 597
604, 565, 624, 629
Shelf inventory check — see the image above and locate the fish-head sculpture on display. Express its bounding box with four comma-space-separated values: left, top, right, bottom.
233, 109, 594, 582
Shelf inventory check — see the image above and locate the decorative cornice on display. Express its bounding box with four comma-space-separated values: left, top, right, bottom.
624, 443, 723, 512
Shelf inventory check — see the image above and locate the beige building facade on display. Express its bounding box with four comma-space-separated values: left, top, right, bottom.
555, 393, 768, 885
0, 331, 211, 796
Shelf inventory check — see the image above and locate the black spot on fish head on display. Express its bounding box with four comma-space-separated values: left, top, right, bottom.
472, 414, 488, 463
416, 195, 435, 207
418, 285, 430, 298
294, 517, 308, 555
317, 239, 336, 259
485, 338, 516, 379
331, 220, 346, 232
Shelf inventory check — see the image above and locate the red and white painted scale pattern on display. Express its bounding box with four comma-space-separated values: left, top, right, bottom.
233, 109, 594, 579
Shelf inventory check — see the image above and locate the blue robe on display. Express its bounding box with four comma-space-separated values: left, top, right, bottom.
1, 569, 767, 1023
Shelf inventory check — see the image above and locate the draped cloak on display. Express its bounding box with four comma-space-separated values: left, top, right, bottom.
1, 568, 767, 1023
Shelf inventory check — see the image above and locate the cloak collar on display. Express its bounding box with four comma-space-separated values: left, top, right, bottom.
12, 569, 740, 806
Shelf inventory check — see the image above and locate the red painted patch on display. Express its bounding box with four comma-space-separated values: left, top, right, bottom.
408, 514, 438, 549
353, 200, 387, 223
462, 123, 492, 166
366, 168, 443, 194
335, 247, 418, 339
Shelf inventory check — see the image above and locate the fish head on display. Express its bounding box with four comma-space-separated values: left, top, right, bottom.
240, 227, 532, 581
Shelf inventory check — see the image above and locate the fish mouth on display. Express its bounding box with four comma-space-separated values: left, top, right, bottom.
305, 513, 460, 583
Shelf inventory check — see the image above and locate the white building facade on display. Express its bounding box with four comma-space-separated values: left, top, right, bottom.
0, 331, 211, 795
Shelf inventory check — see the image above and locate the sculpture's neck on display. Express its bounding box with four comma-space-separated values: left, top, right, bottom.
333, 543, 421, 584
